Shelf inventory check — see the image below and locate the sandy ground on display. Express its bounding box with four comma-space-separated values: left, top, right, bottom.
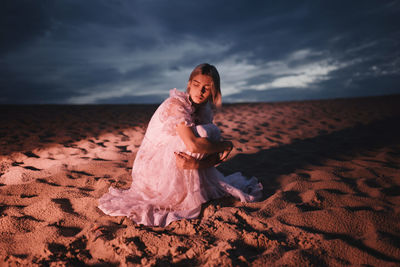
1, 94, 400, 266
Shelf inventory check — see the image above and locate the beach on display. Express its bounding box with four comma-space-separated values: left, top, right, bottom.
1, 94, 400, 266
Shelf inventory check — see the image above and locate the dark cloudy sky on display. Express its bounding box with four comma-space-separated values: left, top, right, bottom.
1, 1, 399, 104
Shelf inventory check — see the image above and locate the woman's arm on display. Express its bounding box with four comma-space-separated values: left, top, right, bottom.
175, 152, 222, 169
176, 122, 232, 154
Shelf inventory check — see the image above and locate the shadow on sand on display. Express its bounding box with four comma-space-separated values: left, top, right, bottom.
218, 115, 400, 197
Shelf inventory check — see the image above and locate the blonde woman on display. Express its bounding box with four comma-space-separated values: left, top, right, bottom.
98, 63, 262, 227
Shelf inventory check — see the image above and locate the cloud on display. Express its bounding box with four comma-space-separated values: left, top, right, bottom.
214, 49, 349, 97
1, 1, 400, 104
0, 0, 52, 55
250, 59, 343, 91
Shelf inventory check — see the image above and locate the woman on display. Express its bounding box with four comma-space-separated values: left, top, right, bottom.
98, 63, 262, 227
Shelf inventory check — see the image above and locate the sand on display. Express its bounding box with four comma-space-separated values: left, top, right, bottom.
0, 95, 400, 266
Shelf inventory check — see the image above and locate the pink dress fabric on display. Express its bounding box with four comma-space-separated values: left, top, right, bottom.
98, 89, 263, 227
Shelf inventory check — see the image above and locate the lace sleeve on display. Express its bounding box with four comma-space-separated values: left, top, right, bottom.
159, 94, 194, 136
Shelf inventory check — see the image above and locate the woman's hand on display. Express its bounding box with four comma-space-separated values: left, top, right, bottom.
174, 152, 199, 169
174, 140, 233, 170
219, 140, 233, 162
175, 151, 225, 169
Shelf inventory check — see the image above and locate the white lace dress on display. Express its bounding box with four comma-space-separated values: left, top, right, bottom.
98, 89, 263, 227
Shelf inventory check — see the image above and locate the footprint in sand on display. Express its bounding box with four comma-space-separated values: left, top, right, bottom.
281, 190, 302, 204
296, 173, 311, 180
78, 187, 95, 192
10, 254, 28, 260
92, 221, 127, 241
77, 147, 88, 154
21, 194, 38, 198
45, 237, 91, 264
118, 131, 130, 142
49, 222, 83, 237
124, 236, 149, 256
344, 206, 374, 212
0, 205, 8, 215
23, 166, 42, 171
115, 145, 132, 153
381, 186, 400, 196
88, 140, 107, 148
69, 170, 94, 178
296, 203, 322, 212
47, 242, 68, 257
92, 157, 110, 161
272, 134, 282, 139
36, 178, 61, 187
322, 189, 347, 195
51, 198, 78, 216
67, 174, 77, 180
238, 138, 249, 144
15, 215, 44, 223
23, 151, 40, 158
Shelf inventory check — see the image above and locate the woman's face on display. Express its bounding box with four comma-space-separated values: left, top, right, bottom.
187, 74, 213, 105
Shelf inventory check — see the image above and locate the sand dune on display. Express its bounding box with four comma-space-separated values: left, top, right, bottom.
1, 95, 400, 266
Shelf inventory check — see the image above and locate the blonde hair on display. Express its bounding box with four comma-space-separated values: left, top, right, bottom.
187, 63, 222, 108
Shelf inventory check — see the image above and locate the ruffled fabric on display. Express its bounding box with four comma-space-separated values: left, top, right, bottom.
98, 89, 263, 227
159, 89, 195, 135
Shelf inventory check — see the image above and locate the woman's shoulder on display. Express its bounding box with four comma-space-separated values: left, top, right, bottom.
157, 88, 193, 118
160, 89, 192, 110
167, 88, 191, 105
